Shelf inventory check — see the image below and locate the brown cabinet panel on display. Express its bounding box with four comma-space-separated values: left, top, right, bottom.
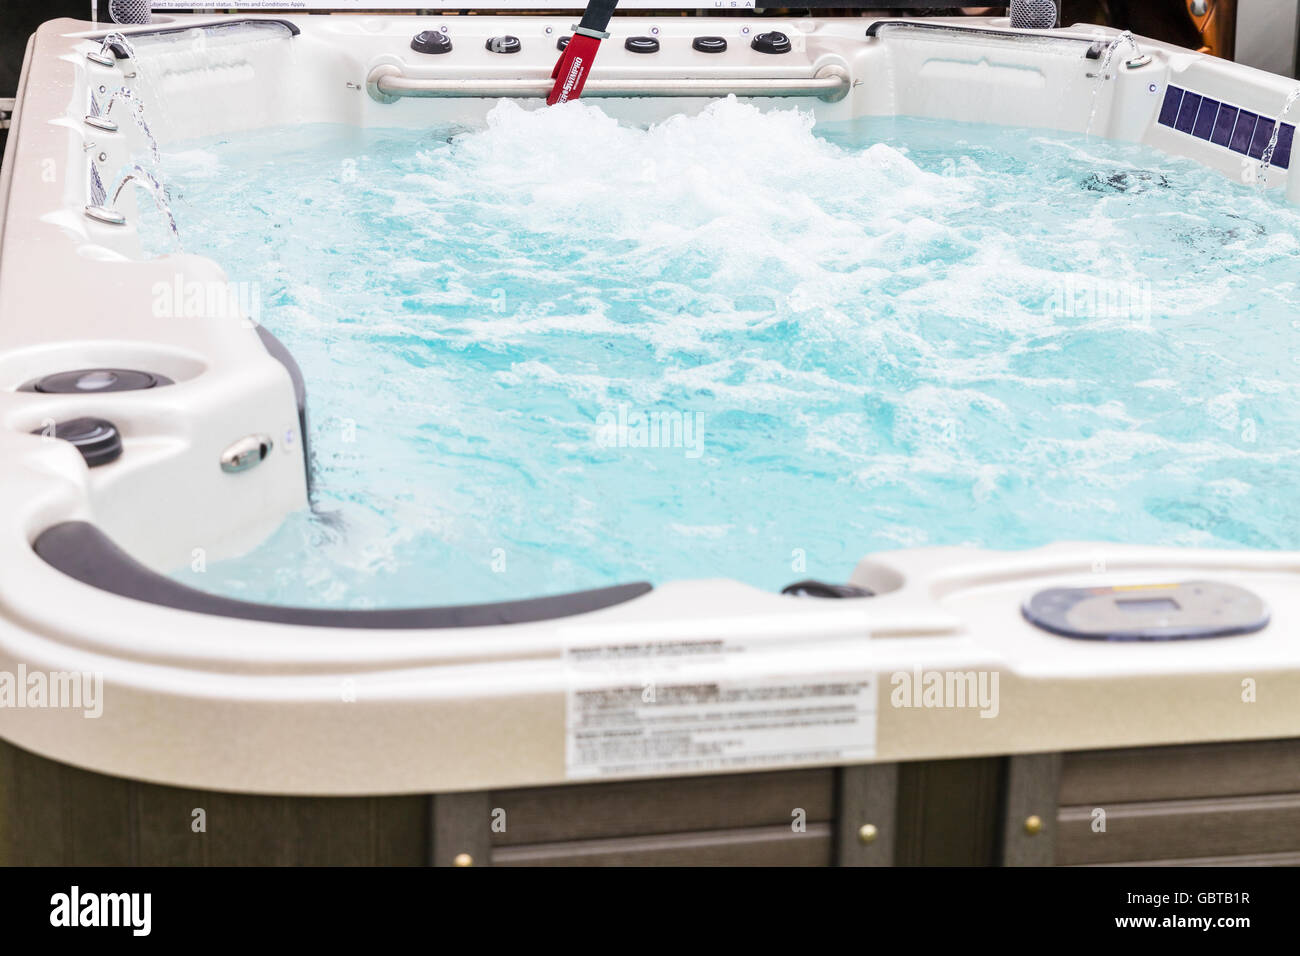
142, 790, 429, 867
492, 823, 832, 866
0, 737, 429, 866
490, 769, 833, 846
0, 738, 132, 865
1058, 793, 1300, 865
1079, 850, 1300, 867
896, 757, 1002, 866
1060, 740, 1300, 805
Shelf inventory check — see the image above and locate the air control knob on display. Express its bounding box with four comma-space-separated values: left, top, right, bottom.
486, 35, 521, 54
751, 32, 792, 54
411, 31, 452, 55
31, 417, 123, 468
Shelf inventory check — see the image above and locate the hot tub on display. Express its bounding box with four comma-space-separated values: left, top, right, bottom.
2, 12, 1299, 867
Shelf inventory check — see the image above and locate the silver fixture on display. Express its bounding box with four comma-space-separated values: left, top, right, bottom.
366, 64, 852, 104
221, 434, 274, 474
84, 163, 123, 225
85, 166, 179, 239
84, 205, 127, 225
84, 169, 146, 226
86, 36, 119, 68
86, 88, 142, 133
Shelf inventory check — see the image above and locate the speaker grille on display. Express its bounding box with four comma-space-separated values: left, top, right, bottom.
1010, 0, 1059, 30
109, 0, 153, 26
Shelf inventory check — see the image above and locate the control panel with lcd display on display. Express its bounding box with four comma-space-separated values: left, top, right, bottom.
1022, 581, 1270, 641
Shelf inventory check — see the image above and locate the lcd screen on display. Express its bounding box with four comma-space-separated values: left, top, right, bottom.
1115, 597, 1181, 613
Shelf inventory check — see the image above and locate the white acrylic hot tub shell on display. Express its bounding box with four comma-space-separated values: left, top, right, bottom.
1, 14, 1298, 795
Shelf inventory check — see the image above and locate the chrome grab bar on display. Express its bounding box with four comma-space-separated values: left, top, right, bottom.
366, 65, 851, 103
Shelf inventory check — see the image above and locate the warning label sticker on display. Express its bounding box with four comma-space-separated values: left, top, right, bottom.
564, 635, 876, 780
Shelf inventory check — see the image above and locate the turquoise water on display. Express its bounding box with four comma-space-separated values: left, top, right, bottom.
143, 98, 1300, 608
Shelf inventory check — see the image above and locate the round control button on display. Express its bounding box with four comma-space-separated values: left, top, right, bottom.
486, 35, 521, 54
32, 417, 123, 468
25, 368, 172, 394
411, 31, 452, 55
751, 32, 792, 54
75, 370, 118, 390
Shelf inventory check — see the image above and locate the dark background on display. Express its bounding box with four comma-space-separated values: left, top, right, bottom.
4, 2, 109, 96
2, 2, 107, 161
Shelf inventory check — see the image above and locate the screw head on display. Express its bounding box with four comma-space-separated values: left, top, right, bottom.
1024, 815, 1044, 835
452, 852, 474, 867
857, 823, 879, 844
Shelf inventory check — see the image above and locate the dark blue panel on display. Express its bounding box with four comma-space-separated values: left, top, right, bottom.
1249, 118, 1277, 160
1175, 92, 1202, 134
1211, 105, 1239, 147
1158, 86, 1184, 127
1157, 87, 1295, 170
1230, 111, 1259, 154
1192, 98, 1220, 140
1273, 123, 1295, 170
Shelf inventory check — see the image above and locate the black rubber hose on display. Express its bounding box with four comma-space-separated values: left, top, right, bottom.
578, 0, 621, 35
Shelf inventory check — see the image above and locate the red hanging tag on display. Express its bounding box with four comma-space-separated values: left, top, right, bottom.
547, 33, 604, 105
